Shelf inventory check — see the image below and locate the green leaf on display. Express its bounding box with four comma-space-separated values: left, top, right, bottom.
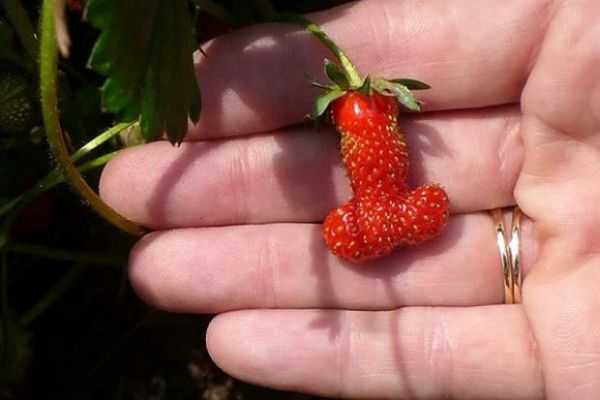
392, 83, 422, 112
311, 88, 345, 119
304, 72, 331, 90
324, 59, 349, 89
358, 75, 372, 96
373, 79, 422, 112
87, 0, 201, 144
389, 78, 431, 90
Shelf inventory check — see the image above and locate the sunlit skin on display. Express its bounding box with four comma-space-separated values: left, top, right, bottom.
100, 0, 600, 398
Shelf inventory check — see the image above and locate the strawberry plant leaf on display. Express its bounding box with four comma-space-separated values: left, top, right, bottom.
324, 59, 349, 90
391, 83, 422, 111
393, 83, 421, 111
311, 88, 344, 119
389, 78, 431, 90
373, 79, 422, 112
87, 0, 201, 144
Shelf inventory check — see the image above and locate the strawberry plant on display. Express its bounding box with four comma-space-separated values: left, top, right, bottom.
0, 0, 350, 398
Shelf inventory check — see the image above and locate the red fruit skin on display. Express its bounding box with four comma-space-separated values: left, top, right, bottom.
322, 91, 449, 262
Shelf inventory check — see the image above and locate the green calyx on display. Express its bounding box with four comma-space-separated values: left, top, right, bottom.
309, 58, 431, 119
371, 77, 429, 112
288, 14, 430, 119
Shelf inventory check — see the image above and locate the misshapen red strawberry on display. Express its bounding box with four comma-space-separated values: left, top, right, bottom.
322, 91, 449, 262
290, 15, 449, 262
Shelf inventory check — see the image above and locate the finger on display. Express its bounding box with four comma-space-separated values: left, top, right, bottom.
128, 213, 539, 313
100, 106, 523, 229
206, 307, 544, 399
188, 0, 551, 139
515, 2, 600, 397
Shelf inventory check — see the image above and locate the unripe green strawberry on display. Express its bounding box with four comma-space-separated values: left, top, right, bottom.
0, 69, 39, 135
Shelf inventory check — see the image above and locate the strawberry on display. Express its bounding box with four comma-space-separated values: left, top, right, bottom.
322, 91, 449, 261
294, 16, 450, 262
0, 69, 40, 135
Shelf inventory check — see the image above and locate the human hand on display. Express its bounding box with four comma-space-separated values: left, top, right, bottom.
99, 0, 600, 398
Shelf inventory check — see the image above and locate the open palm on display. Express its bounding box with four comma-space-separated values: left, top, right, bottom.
100, 1, 600, 398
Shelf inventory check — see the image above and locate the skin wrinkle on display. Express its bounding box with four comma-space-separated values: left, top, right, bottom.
497, 113, 523, 207
590, 78, 600, 130
226, 139, 253, 223
548, 280, 599, 349
244, 135, 273, 221
281, 31, 317, 121
522, 1, 555, 82
379, 2, 394, 63
526, 324, 545, 398
367, 1, 394, 66
262, 226, 282, 309
421, 309, 452, 399
530, 265, 600, 390
522, 1, 600, 138
334, 316, 354, 399
517, 116, 597, 183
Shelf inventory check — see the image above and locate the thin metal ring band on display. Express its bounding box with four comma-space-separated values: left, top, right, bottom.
492, 208, 514, 304
509, 207, 523, 303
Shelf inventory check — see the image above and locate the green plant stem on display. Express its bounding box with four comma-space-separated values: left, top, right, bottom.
0, 122, 133, 217
283, 14, 363, 87
71, 122, 133, 162
2, 0, 38, 60
6, 242, 126, 267
0, 171, 59, 219
39, 0, 145, 237
0, 150, 121, 218
19, 265, 84, 327
77, 151, 119, 172
0, 151, 119, 253
0, 120, 129, 218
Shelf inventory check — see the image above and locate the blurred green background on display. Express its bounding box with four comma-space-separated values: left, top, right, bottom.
0, 1, 348, 398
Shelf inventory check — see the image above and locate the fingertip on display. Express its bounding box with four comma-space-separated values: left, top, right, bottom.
206, 311, 273, 382
127, 228, 251, 313
99, 145, 153, 226
127, 231, 176, 311
205, 312, 239, 365
98, 149, 130, 214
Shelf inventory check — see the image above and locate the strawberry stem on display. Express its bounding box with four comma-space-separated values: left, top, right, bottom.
284, 14, 363, 87
40, 0, 146, 237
